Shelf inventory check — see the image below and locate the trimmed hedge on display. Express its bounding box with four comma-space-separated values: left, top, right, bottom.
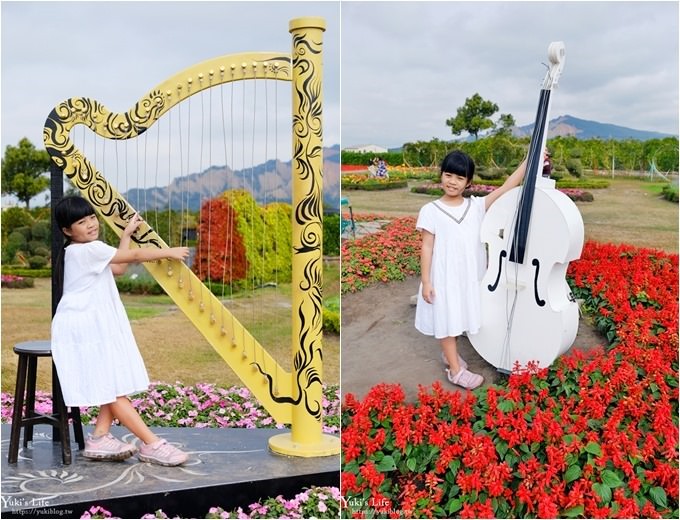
342, 179, 409, 191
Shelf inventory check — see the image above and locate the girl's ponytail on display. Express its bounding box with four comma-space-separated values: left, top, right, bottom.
52, 196, 94, 311
53, 236, 69, 309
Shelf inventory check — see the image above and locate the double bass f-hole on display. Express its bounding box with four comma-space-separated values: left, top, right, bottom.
531, 258, 546, 307
488, 250, 507, 292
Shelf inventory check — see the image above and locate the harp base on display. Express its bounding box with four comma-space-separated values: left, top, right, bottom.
268, 432, 341, 457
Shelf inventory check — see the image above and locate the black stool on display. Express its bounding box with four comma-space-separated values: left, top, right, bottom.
8, 340, 85, 464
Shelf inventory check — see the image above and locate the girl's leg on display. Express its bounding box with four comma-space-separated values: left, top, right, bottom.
441, 336, 461, 375
93, 403, 114, 437
108, 396, 159, 445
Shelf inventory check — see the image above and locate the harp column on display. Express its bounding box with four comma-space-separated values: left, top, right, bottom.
269, 17, 339, 457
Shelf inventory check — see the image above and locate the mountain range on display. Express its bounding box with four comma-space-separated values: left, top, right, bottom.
124, 145, 340, 212
512, 114, 675, 140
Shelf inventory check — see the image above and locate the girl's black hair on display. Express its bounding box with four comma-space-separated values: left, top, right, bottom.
440, 150, 475, 183
54, 195, 96, 232
53, 196, 96, 301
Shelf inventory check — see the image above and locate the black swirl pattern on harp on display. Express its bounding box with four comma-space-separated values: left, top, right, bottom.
294, 29, 324, 421
255, 29, 325, 422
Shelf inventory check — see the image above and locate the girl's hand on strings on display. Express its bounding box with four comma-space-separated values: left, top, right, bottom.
123, 213, 144, 237
167, 247, 190, 261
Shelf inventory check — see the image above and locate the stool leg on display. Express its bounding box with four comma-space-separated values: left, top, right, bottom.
70, 407, 85, 450
51, 363, 61, 443
51, 373, 73, 465
23, 355, 38, 447
52, 367, 84, 451
8, 355, 28, 464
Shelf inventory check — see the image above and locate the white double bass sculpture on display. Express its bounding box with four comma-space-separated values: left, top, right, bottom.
468, 42, 584, 373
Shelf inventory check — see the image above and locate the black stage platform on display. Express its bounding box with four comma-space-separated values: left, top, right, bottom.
1, 424, 339, 518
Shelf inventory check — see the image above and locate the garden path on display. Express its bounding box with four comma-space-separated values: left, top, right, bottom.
341, 275, 606, 402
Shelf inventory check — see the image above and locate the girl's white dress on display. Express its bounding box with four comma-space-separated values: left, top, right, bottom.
51, 241, 150, 407
415, 196, 487, 339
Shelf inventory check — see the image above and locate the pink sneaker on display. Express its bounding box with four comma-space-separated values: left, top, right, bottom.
83, 433, 137, 461
440, 351, 468, 370
447, 367, 484, 390
138, 439, 188, 466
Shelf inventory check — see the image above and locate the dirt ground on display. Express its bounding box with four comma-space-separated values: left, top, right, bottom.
341, 275, 605, 402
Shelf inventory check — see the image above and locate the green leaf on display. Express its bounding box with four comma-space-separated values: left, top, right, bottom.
649, 486, 668, 508
601, 469, 624, 488
593, 482, 612, 504
497, 399, 515, 413
496, 440, 508, 458
563, 505, 585, 518
446, 498, 463, 514
406, 457, 417, 472
585, 441, 602, 456
564, 464, 582, 483
375, 455, 396, 472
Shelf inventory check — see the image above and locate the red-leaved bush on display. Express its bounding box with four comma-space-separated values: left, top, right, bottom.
193, 197, 248, 284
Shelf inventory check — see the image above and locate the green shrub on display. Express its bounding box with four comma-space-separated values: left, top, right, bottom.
1, 266, 51, 278
27, 255, 48, 269
31, 220, 50, 240
4, 231, 28, 263
323, 213, 341, 256
661, 184, 679, 203
32, 246, 50, 258
477, 167, 506, 180
341, 179, 408, 190
323, 307, 340, 334
228, 190, 293, 286
1, 208, 34, 237
115, 276, 164, 295
566, 158, 583, 177
341, 150, 403, 166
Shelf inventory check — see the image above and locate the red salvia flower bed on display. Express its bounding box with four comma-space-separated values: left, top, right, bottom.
341, 239, 679, 518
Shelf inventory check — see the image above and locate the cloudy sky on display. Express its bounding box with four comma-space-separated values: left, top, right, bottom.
1, 1, 340, 166
342, 1, 679, 149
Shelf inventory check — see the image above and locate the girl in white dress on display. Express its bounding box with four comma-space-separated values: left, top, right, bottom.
415, 151, 526, 389
52, 196, 190, 465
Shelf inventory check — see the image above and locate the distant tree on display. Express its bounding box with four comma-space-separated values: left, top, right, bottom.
495, 113, 516, 136
446, 93, 499, 140
1, 138, 51, 209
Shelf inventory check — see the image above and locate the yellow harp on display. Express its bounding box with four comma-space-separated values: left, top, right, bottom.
43, 17, 338, 457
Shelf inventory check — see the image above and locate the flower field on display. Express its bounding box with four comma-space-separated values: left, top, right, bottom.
1, 382, 340, 434
341, 227, 679, 517
79, 486, 340, 518
341, 215, 420, 294
1, 274, 34, 289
